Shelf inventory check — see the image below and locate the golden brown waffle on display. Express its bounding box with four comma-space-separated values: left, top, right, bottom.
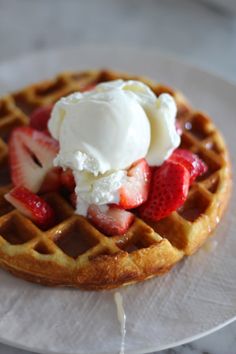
0, 70, 231, 290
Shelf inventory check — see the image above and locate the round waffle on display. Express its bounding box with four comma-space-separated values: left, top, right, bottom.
0, 70, 231, 289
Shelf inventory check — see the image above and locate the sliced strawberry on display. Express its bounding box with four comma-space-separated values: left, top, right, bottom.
29, 104, 53, 132
170, 148, 207, 184
139, 161, 190, 221
61, 169, 76, 192
70, 191, 77, 208
87, 204, 134, 236
42, 129, 52, 137
40, 167, 62, 193
5, 186, 55, 229
119, 159, 151, 209
81, 83, 96, 92
9, 126, 59, 193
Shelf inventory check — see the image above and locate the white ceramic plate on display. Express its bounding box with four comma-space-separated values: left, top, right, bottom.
0, 46, 235, 354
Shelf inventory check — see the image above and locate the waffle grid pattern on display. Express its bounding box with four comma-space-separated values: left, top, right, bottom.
0, 70, 231, 289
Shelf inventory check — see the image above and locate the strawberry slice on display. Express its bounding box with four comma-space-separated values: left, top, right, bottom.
119, 159, 151, 209
139, 161, 190, 221
170, 148, 207, 184
61, 169, 76, 192
5, 186, 55, 229
81, 83, 96, 92
29, 104, 53, 132
40, 167, 62, 193
9, 126, 59, 193
87, 204, 134, 236
70, 191, 77, 208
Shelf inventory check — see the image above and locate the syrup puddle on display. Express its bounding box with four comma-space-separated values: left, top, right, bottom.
114, 292, 126, 354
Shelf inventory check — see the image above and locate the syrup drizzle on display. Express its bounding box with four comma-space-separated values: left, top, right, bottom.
114, 292, 126, 354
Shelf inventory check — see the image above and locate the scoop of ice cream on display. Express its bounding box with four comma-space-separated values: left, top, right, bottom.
48, 80, 180, 215
146, 92, 179, 165
49, 85, 151, 175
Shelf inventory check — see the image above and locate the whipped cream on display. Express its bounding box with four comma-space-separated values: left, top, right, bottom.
74, 170, 126, 216
48, 80, 180, 215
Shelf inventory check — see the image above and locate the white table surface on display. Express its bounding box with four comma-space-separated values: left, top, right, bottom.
0, 0, 235, 353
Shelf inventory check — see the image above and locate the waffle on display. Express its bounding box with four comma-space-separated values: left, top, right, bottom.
0, 70, 231, 290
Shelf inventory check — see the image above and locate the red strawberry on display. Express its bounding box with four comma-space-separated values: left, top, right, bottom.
5, 186, 55, 229
61, 169, 76, 192
40, 167, 62, 193
9, 126, 59, 193
139, 161, 190, 221
81, 83, 96, 92
70, 191, 77, 208
170, 149, 207, 184
119, 159, 151, 209
29, 104, 53, 132
87, 204, 134, 236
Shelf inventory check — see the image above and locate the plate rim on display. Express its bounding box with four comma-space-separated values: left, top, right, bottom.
0, 44, 236, 91
0, 45, 235, 354
0, 314, 235, 354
